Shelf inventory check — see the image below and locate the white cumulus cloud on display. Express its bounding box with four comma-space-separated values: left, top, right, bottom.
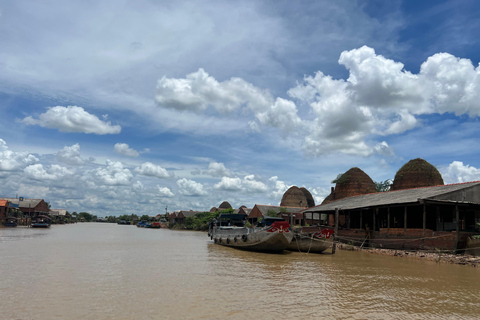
24, 164, 73, 180
114, 143, 140, 157
203, 161, 232, 177
442, 161, 480, 183
158, 186, 174, 197
95, 160, 133, 186
177, 178, 207, 196
134, 162, 171, 178
156, 68, 272, 114
215, 174, 267, 193
22, 106, 121, 134
0, 139, 38, 171
56, 143, 91, 165
214, 177, 242, 191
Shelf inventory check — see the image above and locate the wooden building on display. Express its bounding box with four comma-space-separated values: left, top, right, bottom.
0, 198, 49, 217
174, 210, 203, 225
303, 181, 480, 252
0, 200, 10, 222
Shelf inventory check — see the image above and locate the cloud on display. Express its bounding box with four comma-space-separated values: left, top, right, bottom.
17, 184, 50, 199
156, 68, 273, 114
114, 143, 140, 157
268, 176, 289, 199
132, 181, 144, 191
94, 160, 133, 186
158, 186, 174, 197
134, 162, 171, 179
24, 164, 73, 180
0, 139, 38, 171
255, 98, 302, 133
287, 46, 480, 156
56, 143, 92, 165
214, 177, 242, 191
22, 106, 121, 134
203, 161, 232, 177
442, 161, 480, 183
177, 178, 207, 196
214, 174, 267, 193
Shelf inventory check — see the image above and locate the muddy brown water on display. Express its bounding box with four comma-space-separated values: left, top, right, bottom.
1, 223, 479, 319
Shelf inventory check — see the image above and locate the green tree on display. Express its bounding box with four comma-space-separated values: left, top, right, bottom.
265, 209, 279, 217
78, 212, 93, 222
375, 179, 392, 192
140, 214, 150, 221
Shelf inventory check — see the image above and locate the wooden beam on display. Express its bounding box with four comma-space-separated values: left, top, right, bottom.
423, 204, 426, 238
332, 208, 339, 254
455, 205, 460, 253
404, 206, 407, 236
387, 207, 390, 235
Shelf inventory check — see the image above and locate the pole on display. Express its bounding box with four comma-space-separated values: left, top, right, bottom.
387, 207, 390, 235
332, 208, 339, 254
455, 205, 460, 253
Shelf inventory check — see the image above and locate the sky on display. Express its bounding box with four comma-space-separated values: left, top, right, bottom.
2, 0, 480, 217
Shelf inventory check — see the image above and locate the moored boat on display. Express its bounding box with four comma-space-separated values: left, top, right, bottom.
287, 226, 335, 253
148, 222, 161, 228
31, 215, 51, 228
208, 214, 293, 253
3, 217, 18, 227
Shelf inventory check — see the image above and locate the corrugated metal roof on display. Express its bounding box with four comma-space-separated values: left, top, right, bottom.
0, 198, 44, 208
303, 181, 480, 213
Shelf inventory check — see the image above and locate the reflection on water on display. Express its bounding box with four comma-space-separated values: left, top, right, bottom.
0, 223, 479, 320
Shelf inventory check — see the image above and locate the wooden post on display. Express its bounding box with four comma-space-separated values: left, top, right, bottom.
347, 212, 350, 229
332, 208, 339, 254
423, 204, 426, 238
373, 208, 377, 232
404, 206, 407, 236
455, 205, 460, 253
387, 207, 390, 235
360, 211, 363, 229
422, 204, 427, 248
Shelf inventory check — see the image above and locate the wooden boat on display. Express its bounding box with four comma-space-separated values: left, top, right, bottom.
208, 214, 293, 253
31, 215, 51, 228
137, 221, 148, 227
3, 217, 17, 227
287, 226, 335, 253
148, 222, 161, 228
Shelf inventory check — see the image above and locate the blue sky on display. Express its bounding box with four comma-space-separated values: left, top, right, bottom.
2, 0, 480, 216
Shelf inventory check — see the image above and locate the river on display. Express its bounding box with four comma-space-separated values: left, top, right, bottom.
0, 223, 479, 319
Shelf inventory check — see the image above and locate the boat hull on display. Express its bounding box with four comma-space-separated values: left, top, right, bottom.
287, 236, 333, 253
31, 223, 50, 228
211, 226, 293, 253
287, 227, 335, 253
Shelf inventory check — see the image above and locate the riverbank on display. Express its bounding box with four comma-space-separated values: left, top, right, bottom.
337, 243, 480, 268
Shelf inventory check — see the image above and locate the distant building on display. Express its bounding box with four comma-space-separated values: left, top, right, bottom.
0, 198, 49, 217
0, 200, 10, 222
